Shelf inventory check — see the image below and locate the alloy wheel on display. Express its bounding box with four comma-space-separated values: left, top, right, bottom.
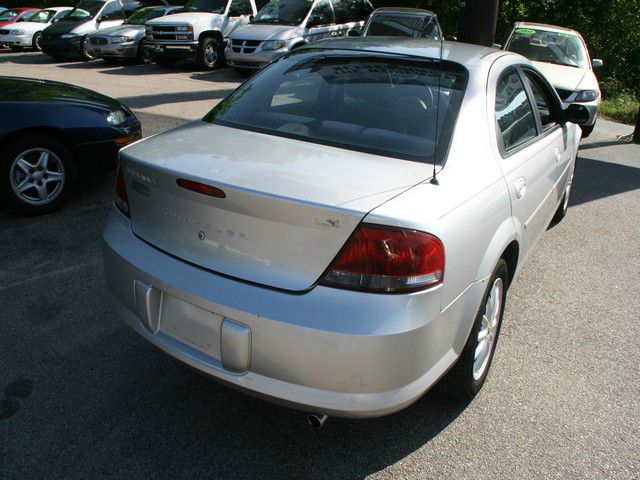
9, 148, 66, 205
204, 44, 217, 67
473, 277, 503, 380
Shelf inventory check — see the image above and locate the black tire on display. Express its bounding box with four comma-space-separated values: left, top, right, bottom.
9, 46, 22, 52
551, 172, 574, 225
155, 56, 176, 67
32, 31, 43, 51
580, 123, 595, 138
80, 37, 96, 61
0, 134, 77, 215
137, 41, 153, 64
438, 259, 508, 401
197, 36, 223, 70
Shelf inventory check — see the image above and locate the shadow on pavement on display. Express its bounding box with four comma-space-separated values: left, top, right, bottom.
571, 155, 640, 208
118, 89, 234, 109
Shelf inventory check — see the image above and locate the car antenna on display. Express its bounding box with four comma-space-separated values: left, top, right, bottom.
430, 35, 444, 186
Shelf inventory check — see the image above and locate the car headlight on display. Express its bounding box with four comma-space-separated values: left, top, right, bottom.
107, 110, 127, 126
262, 40, 285, 51
61, 33, 80, 39
10, 29, 25, 35
176, 25, 192, 32
110, 36, 135, 44
575, 90, 599, 102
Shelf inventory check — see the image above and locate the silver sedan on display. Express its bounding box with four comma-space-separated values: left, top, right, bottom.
102, 38, 587, 420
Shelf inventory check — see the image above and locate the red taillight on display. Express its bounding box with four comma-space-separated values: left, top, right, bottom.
177, 178, 226, 198
319, 224, 445, 293
115, 164, 130, 217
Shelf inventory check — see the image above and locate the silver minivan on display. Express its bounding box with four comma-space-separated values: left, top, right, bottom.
225, 0, 373, 73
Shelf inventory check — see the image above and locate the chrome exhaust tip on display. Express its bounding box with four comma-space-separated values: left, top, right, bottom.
307, 414, 328, 429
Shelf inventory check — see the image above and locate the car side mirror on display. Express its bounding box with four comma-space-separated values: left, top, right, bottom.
445, 35, 457, 41
96, 15, 104, 23
249, 14, 254, 22
563, 104, 590, 125
492, 43, 502, 49
592, 58, 603, 69
347, 28, 360, 37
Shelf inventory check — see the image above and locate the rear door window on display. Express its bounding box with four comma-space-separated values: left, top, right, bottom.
523, 70, 560, 132
308, 0, 334, 26
495, 68, 537, 152
332, 0, 372, 23
205, 53, 468, 163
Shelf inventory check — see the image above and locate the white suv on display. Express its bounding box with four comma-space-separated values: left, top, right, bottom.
145, 0, 267, 69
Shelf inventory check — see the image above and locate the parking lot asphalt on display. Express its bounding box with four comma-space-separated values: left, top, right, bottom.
1, 51, 639, 479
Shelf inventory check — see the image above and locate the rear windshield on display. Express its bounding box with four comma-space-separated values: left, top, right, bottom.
62, 1, 105, 21
507, 28, 588, 68
204, 52, 467, 163
364, 13, 441, 39
183, 0, 228, 14
126, 7, 170, 24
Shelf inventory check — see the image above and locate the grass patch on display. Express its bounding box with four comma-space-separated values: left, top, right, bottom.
600, 93, 639, 125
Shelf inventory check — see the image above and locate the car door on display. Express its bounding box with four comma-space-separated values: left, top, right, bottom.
491, 65, 557, 262
521, 67, 574, 209
305, 0, 336, 43
224, 0, 256, 37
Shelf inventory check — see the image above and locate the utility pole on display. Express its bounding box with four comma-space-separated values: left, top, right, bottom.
633, 104, 640, 144
458, 0, 500, 47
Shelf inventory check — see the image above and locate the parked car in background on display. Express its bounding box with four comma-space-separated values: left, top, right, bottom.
145, 0, 265, 69
360, 7, 441, 39
0, 76, 140, 214
225, 0, 373, 74
87, 5, 181, 63
0, 7, 38, 27
0, 7, 72, 52
504, 22, 602, 137
103, 38, 589, 420
41, 0, 139, 60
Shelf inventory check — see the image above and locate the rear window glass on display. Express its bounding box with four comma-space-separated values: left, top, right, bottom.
364, 13, 441, 39
204, 52, 467, 163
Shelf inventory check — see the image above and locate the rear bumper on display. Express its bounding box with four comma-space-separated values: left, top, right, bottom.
102, 209, 487, 417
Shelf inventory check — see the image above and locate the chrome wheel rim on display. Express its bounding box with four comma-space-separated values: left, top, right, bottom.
204, 44, 217, 66
10, 148, 65, 205
34, 34, 42, 50
82, 39, 95, 59
562, 173, 573, 213
473, 277, 503, 380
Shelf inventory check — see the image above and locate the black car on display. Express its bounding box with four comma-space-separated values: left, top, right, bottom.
0, 76, 141, 214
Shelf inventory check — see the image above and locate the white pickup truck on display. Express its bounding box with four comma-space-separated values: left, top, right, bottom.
145, 0, 267, 69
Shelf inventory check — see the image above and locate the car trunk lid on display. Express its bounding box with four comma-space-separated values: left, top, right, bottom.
120, 122, 432, 291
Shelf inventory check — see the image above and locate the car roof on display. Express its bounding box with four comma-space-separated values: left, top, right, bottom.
308, 37, 508, 70
513, 21, 581, 36
370, 7, 436, 16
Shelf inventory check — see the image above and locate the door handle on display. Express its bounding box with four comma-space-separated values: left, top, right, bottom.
330, 31, 339, 37
515, 177, 527, 199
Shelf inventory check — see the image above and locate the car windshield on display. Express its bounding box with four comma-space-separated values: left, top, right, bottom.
251, 0, 313, 26
27, 9, 56, 23
182, 0, 228, 14
364, 13, 440, 39
61, 0, 105, 21
0, 9, 22, 21
507, 28, 589, 68
204, 52, 467, 163
125, 7, 169, 24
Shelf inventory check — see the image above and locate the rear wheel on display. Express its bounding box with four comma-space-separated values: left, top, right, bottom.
32, 31, 43, 51
551, 172, 574, 224
439, 259, 508, 400
0, 135, 77, 215
197, 36, 223, 70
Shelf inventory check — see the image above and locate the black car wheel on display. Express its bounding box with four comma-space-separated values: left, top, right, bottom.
1, 134, 77, 215
32, 32, 43, 51
198, 37, 223, 70
438, 259, 508, 400
137, 42, 152, 64
80, 38, 96, 61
